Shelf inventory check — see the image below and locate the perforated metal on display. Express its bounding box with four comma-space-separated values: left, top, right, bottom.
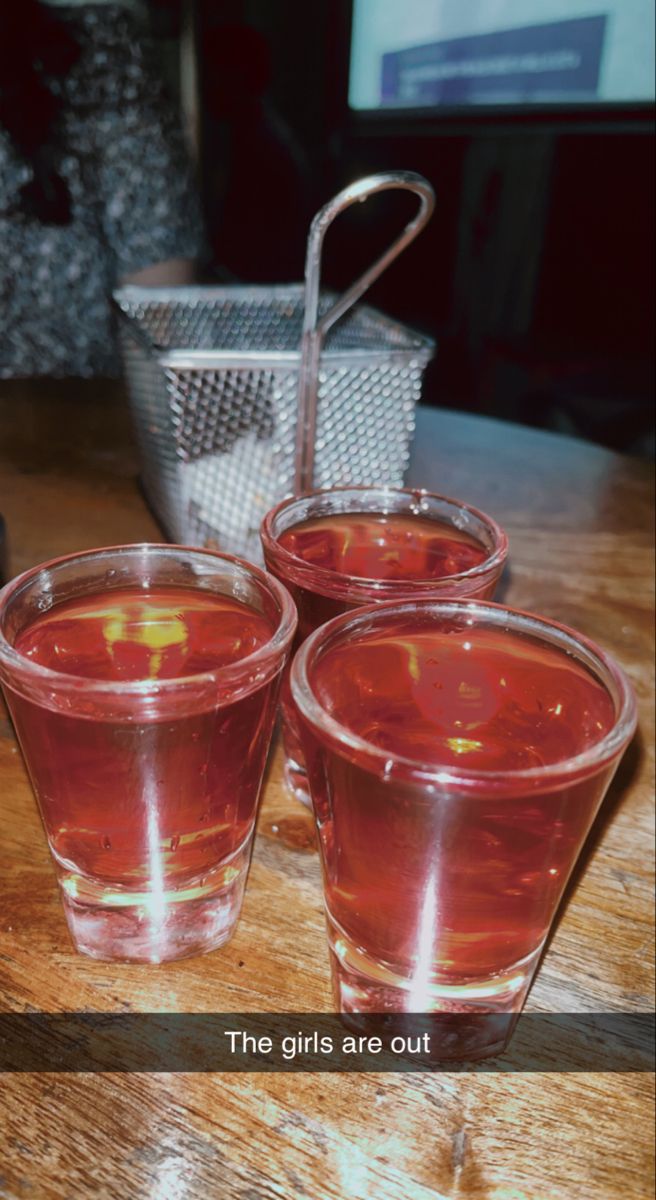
115, 285, 434, 562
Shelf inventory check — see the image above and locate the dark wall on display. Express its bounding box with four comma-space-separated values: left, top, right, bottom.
196, 0, 655, 456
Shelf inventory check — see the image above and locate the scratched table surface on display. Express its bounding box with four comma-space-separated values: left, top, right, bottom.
0, 379, 653, 1200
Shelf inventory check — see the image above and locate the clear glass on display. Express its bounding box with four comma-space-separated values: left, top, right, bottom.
261, 486, 508, 805
0, 544, 296, 963
291, 598, 636, 1025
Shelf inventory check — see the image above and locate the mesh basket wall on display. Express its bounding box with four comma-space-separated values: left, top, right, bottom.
116, 286, 434, 562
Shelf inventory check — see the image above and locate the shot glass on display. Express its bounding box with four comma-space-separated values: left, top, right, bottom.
291, 598, 636, 1022
0, 544, 296, 963
261, 486, 508, 804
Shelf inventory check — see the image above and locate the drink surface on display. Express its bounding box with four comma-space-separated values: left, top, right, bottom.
278, 512, 488, 582
302, 617, 618, 985
309, 619, 616, 771
15, 586, 274, 680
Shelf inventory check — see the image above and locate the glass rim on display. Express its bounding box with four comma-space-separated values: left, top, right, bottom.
0, 543, 297, 701
290, 597, 637, 792
260, 485, 509, 600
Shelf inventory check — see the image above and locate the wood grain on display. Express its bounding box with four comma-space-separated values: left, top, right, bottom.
0, 381, 653, 1200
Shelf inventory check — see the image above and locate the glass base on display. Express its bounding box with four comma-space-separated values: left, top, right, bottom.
57, 836, 253, 963
326, 912, 540, 1059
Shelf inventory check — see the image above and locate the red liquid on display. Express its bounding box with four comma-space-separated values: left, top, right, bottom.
268, 512, 496, 801
301, 615, 617, 995
16, 588, 274, 682
7, 587, 280, 959
278, 512, 487, 584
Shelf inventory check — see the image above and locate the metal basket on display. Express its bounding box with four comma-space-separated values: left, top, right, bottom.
114, 172, 435, 562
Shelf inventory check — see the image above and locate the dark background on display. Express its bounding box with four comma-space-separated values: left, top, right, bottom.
158, 0, 655, 456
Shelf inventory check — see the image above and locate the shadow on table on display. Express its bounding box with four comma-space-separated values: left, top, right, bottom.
541, 724, 646, 963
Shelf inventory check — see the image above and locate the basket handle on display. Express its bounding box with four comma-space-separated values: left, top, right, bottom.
294, 170, 435, 494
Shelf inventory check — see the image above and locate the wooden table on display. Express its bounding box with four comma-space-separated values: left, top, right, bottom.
0, 380, 653, 1200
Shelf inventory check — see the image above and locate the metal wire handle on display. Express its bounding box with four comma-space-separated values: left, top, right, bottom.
294, 170, 436, 494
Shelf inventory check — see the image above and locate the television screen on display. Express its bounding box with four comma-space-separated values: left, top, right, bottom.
349, 1, 656, 111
